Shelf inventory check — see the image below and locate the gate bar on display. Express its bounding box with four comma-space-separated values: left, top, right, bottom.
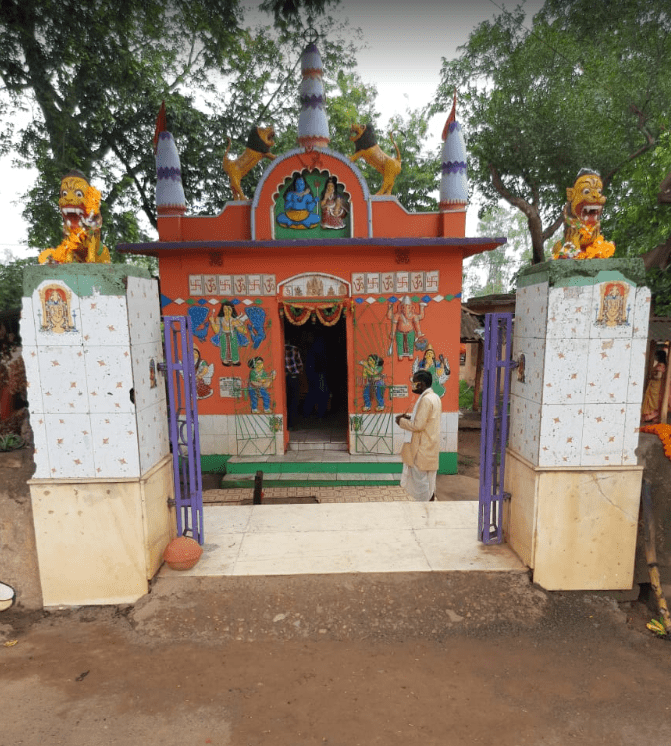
163, 315, 204, 545
478, 313, 516, 545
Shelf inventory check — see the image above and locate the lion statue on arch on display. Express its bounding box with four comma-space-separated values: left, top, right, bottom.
349, 124, 402, 196
223, 126, 276, 201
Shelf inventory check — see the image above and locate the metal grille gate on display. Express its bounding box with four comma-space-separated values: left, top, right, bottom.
478, 313, 515, 545
351, 300, 394, 454
163, 315, 204, 545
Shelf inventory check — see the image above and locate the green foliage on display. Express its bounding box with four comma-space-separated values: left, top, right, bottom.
0, 254, 38, 313
0, 433, 24, 452
432, 0, 671, 278
458, 379, 475, 410
0, 0, 361, 252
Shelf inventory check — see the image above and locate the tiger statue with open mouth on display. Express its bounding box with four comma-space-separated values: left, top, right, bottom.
38, 170, 111, 264
553, 169, 615, 260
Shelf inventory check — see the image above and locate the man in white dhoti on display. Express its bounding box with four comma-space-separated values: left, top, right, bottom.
395, 370, 441, 502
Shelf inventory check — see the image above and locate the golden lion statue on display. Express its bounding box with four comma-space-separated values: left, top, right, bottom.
553, 169, 615, 260
38, 171, 111, 265
223, 126, 276, 201
349, 124, 401, 196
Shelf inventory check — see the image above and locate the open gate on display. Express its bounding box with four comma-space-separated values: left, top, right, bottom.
478, 313, 516, 545
163, 315, 204, 545
351, 300, 394, 454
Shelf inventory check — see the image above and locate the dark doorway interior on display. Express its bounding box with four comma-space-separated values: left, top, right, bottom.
283, 314, 348, 438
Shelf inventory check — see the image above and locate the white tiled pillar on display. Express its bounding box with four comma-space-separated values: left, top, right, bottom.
505, 260, 649, 590
22, 265, 175, 606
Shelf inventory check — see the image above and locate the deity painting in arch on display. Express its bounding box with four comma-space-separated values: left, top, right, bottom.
40, 285, 75, 334
320, 176, 348, 230
359, 353, 386, 412
412, 344, 449, 398
247, 356, 276, 414
596, 281, 629, 327
209, 301, 249, 366
193, 346, 214, 400
387, 296, 427, 360
276, 175, 320, 229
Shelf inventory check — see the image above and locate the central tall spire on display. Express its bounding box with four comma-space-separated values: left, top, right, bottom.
297, 39, 330, 151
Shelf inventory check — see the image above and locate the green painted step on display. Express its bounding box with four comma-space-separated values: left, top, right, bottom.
225, 460, 402, 475
220, 476, 401, 489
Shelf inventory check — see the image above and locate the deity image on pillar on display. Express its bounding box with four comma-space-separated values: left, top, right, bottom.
387, 297, 427, 360
595, 282, 630, 327
276, 175, 320, 229
39, 285, 77, 334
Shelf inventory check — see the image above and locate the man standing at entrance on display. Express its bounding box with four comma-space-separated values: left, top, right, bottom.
285, 341, 303, 428
396, 370, 440, 502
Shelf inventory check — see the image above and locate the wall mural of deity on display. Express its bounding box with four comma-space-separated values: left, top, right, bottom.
595, 281, 630, 327
274, 169, 350, 239
38, 284, 77, 334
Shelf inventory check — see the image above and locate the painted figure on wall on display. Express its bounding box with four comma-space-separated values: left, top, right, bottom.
595, 281, 629, 327
552, 169, 616, 260
320, 176, 348, 229
641, 349, 668, 424
194, 346, 215, 400
248, 356, 276, 413
39, 285, 76, 334
413, 345, 449, 397
359, 354, 386, 412
277, 175, 320, 229
38, 171, 111, 264
209, 301, 249, 366
387, 297, 426, 360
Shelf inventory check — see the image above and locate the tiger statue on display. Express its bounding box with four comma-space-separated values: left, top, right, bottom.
553, 169, 615, 260
38, 171, 111, 265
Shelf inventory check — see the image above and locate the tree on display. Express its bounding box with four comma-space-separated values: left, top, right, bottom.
432, 0, 671, 269
0, 0, 357, 253
464, 204, 539, 299
0, 253, 37, 313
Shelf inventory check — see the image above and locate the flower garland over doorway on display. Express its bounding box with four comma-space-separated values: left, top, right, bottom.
280, 300, 345, 326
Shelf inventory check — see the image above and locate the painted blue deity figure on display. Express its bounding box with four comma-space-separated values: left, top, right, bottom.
277, 176, 320, 229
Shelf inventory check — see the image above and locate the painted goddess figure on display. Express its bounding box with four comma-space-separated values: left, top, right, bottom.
320, 176, 347, 229
209, 301, 249, 366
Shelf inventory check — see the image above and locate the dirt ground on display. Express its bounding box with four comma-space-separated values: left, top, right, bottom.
1, 575, 671, 746
4, 422, 670, 745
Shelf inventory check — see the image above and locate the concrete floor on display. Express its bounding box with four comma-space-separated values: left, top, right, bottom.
160, 501, 526, 578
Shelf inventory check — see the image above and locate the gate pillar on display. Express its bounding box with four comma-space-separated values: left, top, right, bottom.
22, 265, 175, 606
505, 259, 649, 590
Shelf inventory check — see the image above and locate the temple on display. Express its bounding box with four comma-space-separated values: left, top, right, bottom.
118, 43, 505, 473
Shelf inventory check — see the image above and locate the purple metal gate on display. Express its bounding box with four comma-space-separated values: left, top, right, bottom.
163, 315, 204, 545
478, 313, 515, 545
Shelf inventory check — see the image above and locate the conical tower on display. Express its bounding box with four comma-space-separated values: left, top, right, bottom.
439, 92, 468, 212
297, 41, 330, 151
154, 102, 187, 217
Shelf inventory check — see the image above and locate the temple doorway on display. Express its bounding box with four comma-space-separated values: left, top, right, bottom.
283, 313, 348, 448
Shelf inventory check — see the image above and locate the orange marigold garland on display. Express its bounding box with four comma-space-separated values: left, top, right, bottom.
639, 424, 671, 460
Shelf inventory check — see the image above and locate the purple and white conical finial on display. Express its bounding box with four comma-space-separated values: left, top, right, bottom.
154, 103, 187, 217
439, 91, 468, 211
297, 42, 330, 151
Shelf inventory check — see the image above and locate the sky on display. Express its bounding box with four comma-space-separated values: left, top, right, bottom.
1, 0, 543, 260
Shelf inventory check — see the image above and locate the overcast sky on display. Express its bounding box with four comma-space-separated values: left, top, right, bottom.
2, 0, 543, 259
